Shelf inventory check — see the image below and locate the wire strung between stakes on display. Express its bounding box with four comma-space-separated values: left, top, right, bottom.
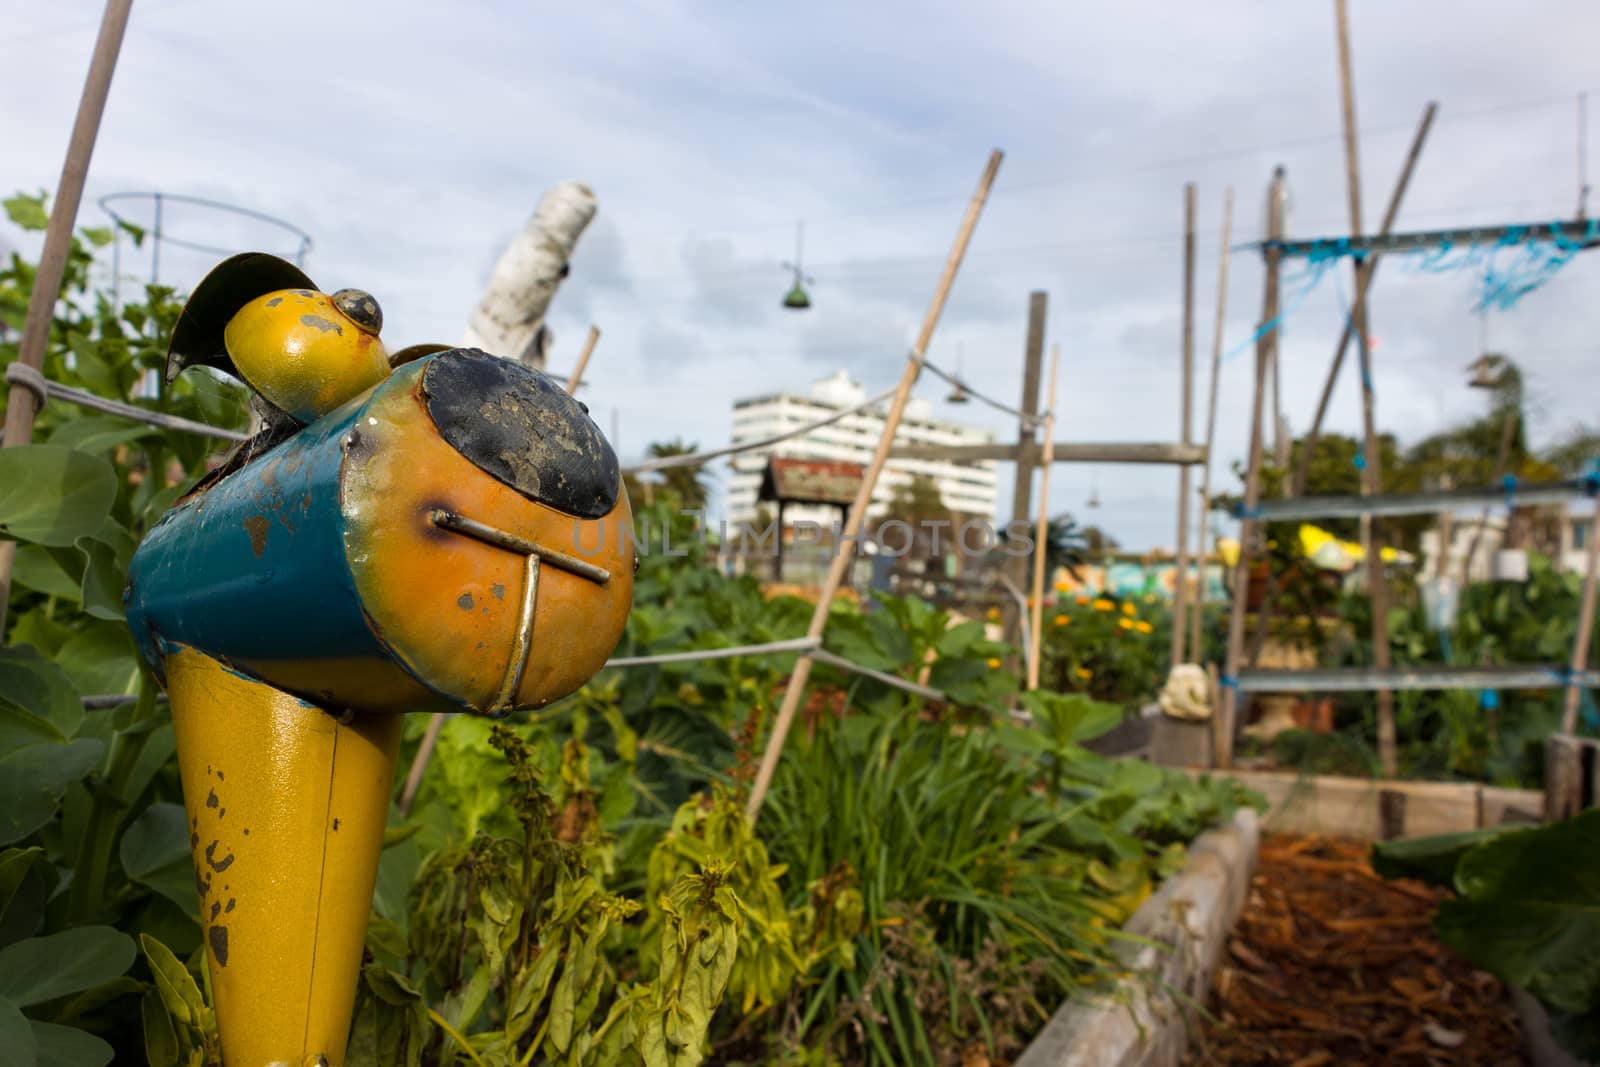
3, 363, 248, 442
621, 385, 897, 475
920, 359, 1045, 429
603, 636, 819, 668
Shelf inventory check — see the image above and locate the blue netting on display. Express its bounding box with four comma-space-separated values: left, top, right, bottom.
1286, 218, 1600, 314
1218, 253, 1338, 363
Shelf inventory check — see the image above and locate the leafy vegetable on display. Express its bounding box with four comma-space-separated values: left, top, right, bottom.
1374, 809, 1600, 1061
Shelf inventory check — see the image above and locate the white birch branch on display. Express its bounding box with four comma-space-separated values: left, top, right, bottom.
461, 181, 597, 369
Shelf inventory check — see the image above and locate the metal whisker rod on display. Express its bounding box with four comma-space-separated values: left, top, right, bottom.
429, 509, 611, 585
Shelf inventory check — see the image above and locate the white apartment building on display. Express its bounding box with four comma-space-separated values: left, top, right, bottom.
724, 370, 999, 529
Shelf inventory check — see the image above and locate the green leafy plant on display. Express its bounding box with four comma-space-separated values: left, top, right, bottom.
1038, 593, 1166, 710
1373, 809, 1600, 1061
2, 191, 249, 1060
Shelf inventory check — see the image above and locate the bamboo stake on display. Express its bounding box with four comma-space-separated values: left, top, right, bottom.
1190, 188, 1233, 664
1562, 503, 1600, 733
397, 714, 445, 815
0, 0, 135, 637
1171, 183, 1197, 667
1292, 102, 1437, 497
564, 325, 601, 394
1027, 345, 1060, 690
745, 150, 1004, 825
1244, 102, 1438, 676
1218, 168, 1285, 768
1335, 0, 1398, 777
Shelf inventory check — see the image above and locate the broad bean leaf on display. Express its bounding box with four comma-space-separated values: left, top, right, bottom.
47, 416, 160, 456
0, 645, 83, 739
0, 995, 37, 1067
0, 447, 117, 547
119, 804, 195, 911
0, 927, 135, 1006
30, 1020, 113, 1067
0, 739, 105, 846
0, 848, 57, 949
9, 546, 81, 600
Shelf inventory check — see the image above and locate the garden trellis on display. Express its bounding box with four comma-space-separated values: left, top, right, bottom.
1212, 0, 1600, 775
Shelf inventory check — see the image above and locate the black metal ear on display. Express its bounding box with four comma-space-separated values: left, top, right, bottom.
166, 253, 317, 385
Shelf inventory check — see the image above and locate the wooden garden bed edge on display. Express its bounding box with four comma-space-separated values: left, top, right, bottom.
1180, 767, 1544, 839
1014, 806, 1261, 1067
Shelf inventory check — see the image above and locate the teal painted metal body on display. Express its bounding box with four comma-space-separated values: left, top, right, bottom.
125, 362, 418, 702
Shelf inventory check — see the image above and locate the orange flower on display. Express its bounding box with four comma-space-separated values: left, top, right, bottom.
1118, 617, 1134, 631
1075, 595, 1091, 606
1092, 598, 1114, 612
1074, 666, 1092, 679
1121, 602, 1136, 617
1134, 620, 1153, 635
986, 657, 1002, 669
1053, 615, 1070, 627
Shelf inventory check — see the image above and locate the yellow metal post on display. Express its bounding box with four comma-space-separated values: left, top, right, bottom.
167, 647, 402, 1067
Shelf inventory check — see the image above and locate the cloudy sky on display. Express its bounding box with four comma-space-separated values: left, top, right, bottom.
4, 0, 1597, 549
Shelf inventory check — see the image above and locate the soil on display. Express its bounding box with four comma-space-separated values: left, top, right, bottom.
1186, 833, 1530, 1066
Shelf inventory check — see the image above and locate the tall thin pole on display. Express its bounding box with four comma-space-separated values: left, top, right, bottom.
1190, 188, 1234, 664
1579, 91, 1590, 222
1293, 102, 1437, 497
0, 0, 136, 638
745, 150, 1004, 825
1335, 0, 1398, 776
1007, 293, 1048, 643
564, 325, 602, 394
1027, 344, 1060, 690
1171, 183, 1198, 667
1218, 167, 1285, 768
1561, 504, 1600, 734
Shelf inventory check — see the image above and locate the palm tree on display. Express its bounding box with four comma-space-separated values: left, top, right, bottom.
639, 438, 709, 512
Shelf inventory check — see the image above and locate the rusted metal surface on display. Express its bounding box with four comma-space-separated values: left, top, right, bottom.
430, 509, 612, 585
127, 348, 634, 715
757, 456, 865, 507
423, 348, 619, 519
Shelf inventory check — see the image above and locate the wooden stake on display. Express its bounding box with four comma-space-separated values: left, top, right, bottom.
397, 713, 445, 816
1561, 503, 1600, 734
1293, 102, 1437, 497
564, 325, 601, 394
0, 0, 134, 637
1190, 188, 1233, 664
1027, 344, 1060, 690
1007, 293, 1048, 644
745, 150, 1004, 825
1171, 183, 1197, 667
1335, 0, 1398, 777
1218, 168, 1285, 768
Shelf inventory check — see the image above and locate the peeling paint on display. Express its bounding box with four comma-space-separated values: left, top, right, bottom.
204, 840, 236, 873
244, 515, 270, 557
299, 313, 344, 336
209, 924, 229, 967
